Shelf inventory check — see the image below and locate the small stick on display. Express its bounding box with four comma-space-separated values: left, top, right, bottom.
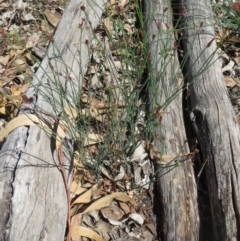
197, 158, 208, 183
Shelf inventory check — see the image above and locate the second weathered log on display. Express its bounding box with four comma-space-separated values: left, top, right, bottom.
145, 1, 199, 240
179, 0, 240, 239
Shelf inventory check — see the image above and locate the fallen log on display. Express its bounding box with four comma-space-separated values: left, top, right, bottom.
0, 1, 106, 240
145, 1, 199, 240
179, 0, 240, 239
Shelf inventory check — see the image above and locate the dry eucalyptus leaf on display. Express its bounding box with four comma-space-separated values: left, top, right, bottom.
55, 120, 69, 150
119, 202, 130, 214
101, 205, 124, 224
12, 59, 27, 72
119, 0, 129, 9
104, 17, 112, 36
24, 52, 34, 63
82, 214, 94, 228
11, 83, 29, 96
70, 226, 104, 241
0, 107, 6, 115
72, 184, 98, 205
82, 192, 136, 214
114, 61, 122, 71
26, 31, 41, 49
0, 114, 50, 141
0, 2, 9, 8
234, 57, 240, 66
94, 219, 111, 241
106, 0, 118, 9
84, 133, 103, 146
88, 210, 100, 222
73, 154, 85, 169
91, 73, 103, 88
114, 166, 125, 181
224, 75, 237, 87
124, 24, 133, 35
0, 55, 10, 66
70, 181, 86, 195
41, 20, 52, 33
44, 9, 61, 27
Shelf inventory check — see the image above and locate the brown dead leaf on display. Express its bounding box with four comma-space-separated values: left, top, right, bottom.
84, 133, 103, 146
70, 181, 87, 195
145, 223, 157, 236
106, 0, 118, 9
119, 202, 130, 214
114, 166, 125, 181
41, 20, 52, 33
124, 24, 133, 35
25, 52, 34, 64
11, 83, 29, 96
102, 179, 115, 192
73, 153, 85, 170
5, 67, 18, 76
104, 17, 113, 36
70, 204, 83, 218
0, 55, 10, 66
55, 120, 68, 150
72, 184, 98, 205
101, 205, 124, 222
215, 28, 232, 44
13, 58, 27, 72
0, 106, 6, 115
224, 75, 237, 87
93, 219, 111, 241
94, 186, 109, 197
82, 192, 136, 214
83, 170, 95, 184
64, 106, 77, 120
9, 49, 19, 59
81, 94, 106, 108
44, 9, 61, 27
26, 31, 42, 49
235, 56, 240, 66
70, 226, 104, 241
0, 114, 50, 140
119, 0, 129, 9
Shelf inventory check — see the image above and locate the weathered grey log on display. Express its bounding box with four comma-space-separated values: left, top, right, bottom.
145, 1, 199, 240
0, 1, 106, 240
179, 0, 240, 239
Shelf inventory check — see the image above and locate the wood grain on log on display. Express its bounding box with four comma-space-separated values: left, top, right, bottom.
179, 0, 240, 239
0, 1, 106, 240
145, 1, 199, 240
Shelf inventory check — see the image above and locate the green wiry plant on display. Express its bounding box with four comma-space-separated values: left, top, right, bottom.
213, 1, 240, 31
